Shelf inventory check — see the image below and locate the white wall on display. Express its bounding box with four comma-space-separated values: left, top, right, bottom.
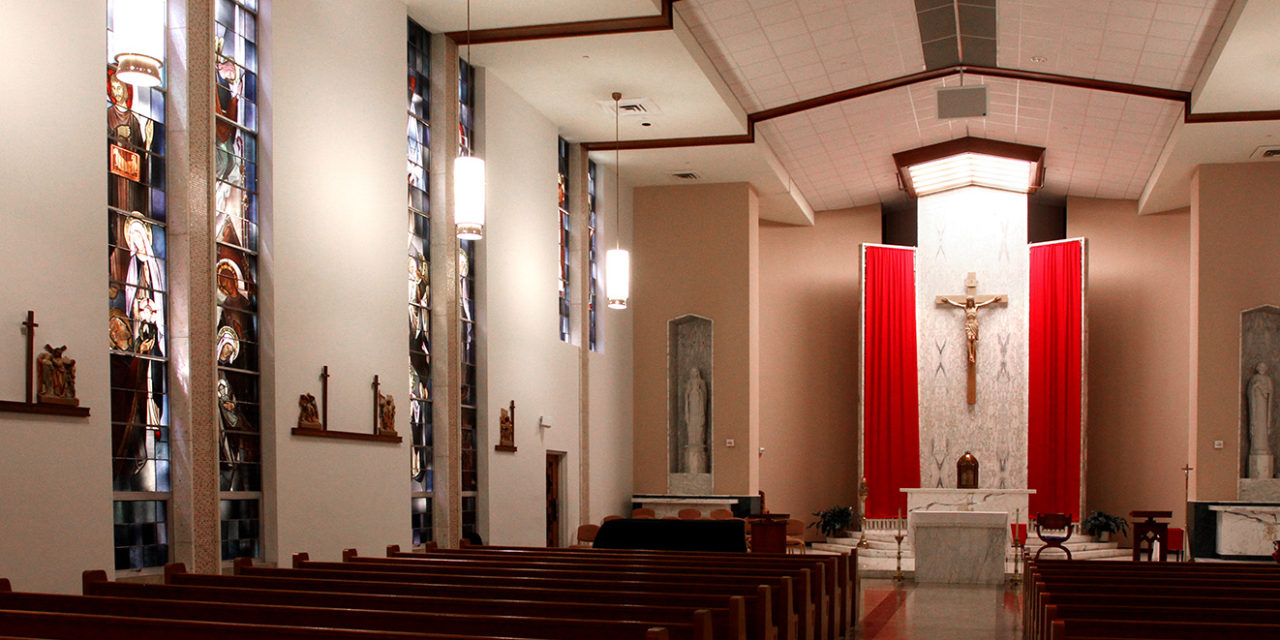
0, 0, 114, 592
477, 71, 585, 546
263, 0, 409, 562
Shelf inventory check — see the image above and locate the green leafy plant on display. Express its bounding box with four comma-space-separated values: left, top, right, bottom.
809, 505, 856, 537
1081, 510, 1129, 537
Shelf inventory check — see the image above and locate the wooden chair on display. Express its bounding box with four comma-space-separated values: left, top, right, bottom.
1034, 513, 1074, 560
678, 508, 703, 520
709, 509, 735, 520
785, 518, 806, 554
632, 507, 656, 519
602, 515, 623, 523
575, 524, 600, 548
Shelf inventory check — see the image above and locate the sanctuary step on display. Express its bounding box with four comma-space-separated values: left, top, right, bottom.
814, 530, 1131, 575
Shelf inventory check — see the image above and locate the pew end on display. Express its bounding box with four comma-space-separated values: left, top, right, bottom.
386, 544, 400, 556
290, 553, 309, 569
0, 578, 10, 593
342, 548, 358, 562
163, 563, 187, 582
81, 569, 108, 593
234, 557, 255, 573
646, 627, 670, 640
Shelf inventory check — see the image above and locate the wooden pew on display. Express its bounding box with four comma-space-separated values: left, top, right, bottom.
383, 545, 851, 640
1049, 617, 1280, 639
270, 556, 804, 640
163, 564, 779, 640
82, 569, 743, 640
0, 589, 705, 640
412, 543, 855, 639
347, 548, 827, 640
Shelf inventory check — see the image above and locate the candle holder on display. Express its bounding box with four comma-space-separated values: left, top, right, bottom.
1009, 538, 1024, 586
856, 477, 870, 549
893, 531, 906, 583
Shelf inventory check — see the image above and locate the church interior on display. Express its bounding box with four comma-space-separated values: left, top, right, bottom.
4, 0, 1280, 636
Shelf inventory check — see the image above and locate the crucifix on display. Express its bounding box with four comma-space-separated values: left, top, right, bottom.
22, 311, 38, 404
320, 365, 330, 430
936, 272, 1007, 404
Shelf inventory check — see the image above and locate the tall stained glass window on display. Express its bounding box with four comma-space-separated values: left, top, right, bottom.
214, 0, 262, 562
458, 58, 479, 540
587, 160, 600, 352
108, 0, 170, 571
557, 137, 571, 342
407, 19, 434, 547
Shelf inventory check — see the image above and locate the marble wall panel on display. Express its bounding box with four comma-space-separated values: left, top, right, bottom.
916, 188, 1030, 490
1240, 306, 1280, 480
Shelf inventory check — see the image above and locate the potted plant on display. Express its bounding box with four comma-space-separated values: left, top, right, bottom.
1081, 510, 1129, 542
809, 505, 856, 539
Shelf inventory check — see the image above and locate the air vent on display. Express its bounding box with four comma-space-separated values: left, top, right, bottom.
598, 97, 662, 118
1250, 145, 1280, 160
670, 171, 701, 181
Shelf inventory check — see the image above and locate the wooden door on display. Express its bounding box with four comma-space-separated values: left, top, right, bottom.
546, 452, 562, 547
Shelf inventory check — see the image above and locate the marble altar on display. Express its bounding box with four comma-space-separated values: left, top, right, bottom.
1210, 504, 1280, 556
912, 510, 1007, 584
904, 488, 1032, 544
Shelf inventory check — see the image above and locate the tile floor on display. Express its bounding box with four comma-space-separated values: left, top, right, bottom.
857, 578, 1024, 639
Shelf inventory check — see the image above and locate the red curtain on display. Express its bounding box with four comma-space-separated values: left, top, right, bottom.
1029, 241, 1083, 518
863, 246, 920, 518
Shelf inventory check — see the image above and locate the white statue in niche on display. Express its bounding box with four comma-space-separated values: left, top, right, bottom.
1249, 362, 1274, 479
684, 367, 708, 473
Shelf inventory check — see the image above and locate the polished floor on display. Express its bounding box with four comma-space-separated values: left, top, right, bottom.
856, 578, 1024, 639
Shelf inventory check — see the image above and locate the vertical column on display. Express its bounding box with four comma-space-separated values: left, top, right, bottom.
166, 0, 221, 573
570, 144, 591, 526
429, 32, 461, 548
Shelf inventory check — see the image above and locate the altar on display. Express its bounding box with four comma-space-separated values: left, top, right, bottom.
912, 510, 1006, 584
903, 488, 1034, 545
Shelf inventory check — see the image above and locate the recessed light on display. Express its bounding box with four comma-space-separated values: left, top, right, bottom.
1029, 55, 1048, 63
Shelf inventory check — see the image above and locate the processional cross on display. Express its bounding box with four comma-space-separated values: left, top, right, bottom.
935, 272, 1007, 404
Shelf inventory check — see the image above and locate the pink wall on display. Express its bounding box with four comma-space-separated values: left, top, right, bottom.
759, 207, 880, 539
632, 183, 759, 495
1192, 163, 1280, 500
1067, 197, 1191, 535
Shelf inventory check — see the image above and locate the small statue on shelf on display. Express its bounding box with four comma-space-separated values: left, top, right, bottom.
37, 344, 78, 406
496, 400, 516, 451
377, 393, 397, 436
297, 393, 322, 429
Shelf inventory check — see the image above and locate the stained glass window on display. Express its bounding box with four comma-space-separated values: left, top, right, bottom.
558, 137, 571, 342
459, 57, 479, 540
407, 19, 433, 547
108, 0, 170, 572
588, 160, 600, 352
214, 0, 262, 561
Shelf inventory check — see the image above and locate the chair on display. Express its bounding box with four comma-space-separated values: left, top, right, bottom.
677, 508, 703, 520
785, 518, 806, 554
1167, 527, 1185, 561
1033, 513, 1074, 560
709, 509, 735, 520
631, 507, 656, 519
601, 515, 623, 523
574, 524, 600, 548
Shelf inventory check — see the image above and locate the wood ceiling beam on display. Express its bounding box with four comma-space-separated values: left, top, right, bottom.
444, 0, 679, 45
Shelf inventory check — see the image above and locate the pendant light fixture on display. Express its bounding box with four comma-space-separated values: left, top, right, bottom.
454, 0, 485, 240
110, 0, 165, 87
605, 92, 630, 310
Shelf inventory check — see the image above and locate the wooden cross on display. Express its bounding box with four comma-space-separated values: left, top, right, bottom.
936, 273, 1007, 404
319, 365, 330, 430
22, 311, 38, 404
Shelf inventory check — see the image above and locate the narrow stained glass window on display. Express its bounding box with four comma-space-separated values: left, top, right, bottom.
588, 160, 600, 352
108, 0, 170, 571
214, 0, 262, 561
558, 137, 571, 342
459, 57, 479, 541
407, 18, 433, 547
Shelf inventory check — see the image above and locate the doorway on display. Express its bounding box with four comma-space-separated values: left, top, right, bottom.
546, 452, 565, 547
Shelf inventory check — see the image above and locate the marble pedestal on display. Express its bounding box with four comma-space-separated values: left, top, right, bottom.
1210, 504, 1280, 556
1250, 453, 1275, 480
912, 510, 1006, 584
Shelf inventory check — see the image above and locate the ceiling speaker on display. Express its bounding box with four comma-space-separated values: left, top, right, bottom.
937, 86, 988, 119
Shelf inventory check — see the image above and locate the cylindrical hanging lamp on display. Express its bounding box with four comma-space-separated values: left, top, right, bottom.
110, 0, 166, 87
454, 155, 485, 240
605, 92, 629, 310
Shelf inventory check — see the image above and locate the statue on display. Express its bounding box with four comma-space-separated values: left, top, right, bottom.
1248, 363, 1274, 478
496, 401, 516, 451
684, 367, 708, 473
377, 393, 397, 436
36, 344, 78, 406
297, 393, 321, 429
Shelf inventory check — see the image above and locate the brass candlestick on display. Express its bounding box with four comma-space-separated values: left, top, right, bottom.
893, 531, 906, 583
856, 477, 870, 549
